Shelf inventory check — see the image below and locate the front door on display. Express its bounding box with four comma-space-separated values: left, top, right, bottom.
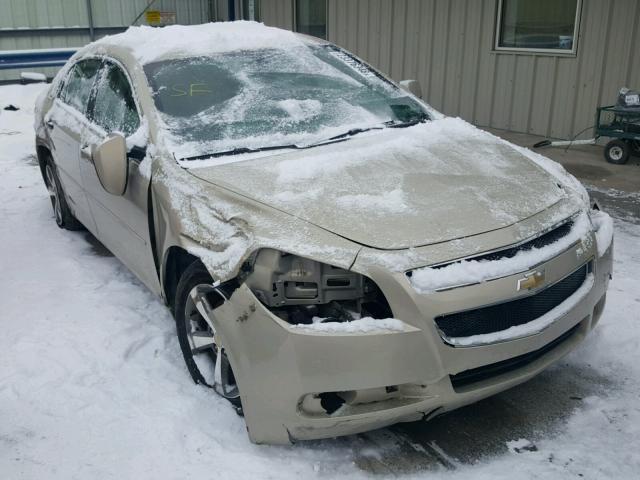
79, 60, 160, 292
46, 58, 101, 231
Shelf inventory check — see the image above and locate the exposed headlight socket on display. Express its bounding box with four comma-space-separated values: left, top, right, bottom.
244, 249, 392, 325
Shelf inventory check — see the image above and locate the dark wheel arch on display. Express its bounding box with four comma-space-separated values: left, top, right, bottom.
36, 144, 51, 184
162, 246, 199, 313
40, 148, 83, 231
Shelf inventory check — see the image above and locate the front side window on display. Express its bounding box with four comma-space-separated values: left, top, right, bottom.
60, 59, 102, 114
91, 63, 140, 136
296, 0, 326, 39
496, 0, 580, 53
144, 45, 428, 160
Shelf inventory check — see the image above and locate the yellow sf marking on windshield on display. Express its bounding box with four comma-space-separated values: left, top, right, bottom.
169, 83, 212, 96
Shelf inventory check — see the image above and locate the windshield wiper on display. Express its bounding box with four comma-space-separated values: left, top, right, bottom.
326, 126, 384, 141
313, 118, 428, 149
386, 114, 430, 129
181, 144, 300, 162
180, 117, 428, 162
302, 125, 386, 149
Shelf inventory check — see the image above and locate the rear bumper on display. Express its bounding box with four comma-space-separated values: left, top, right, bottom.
212, 234, 612, 444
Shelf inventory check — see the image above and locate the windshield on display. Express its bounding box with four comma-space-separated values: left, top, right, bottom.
144, 45, 429, 159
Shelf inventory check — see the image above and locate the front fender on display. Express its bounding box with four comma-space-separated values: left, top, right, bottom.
152, 159, 361, 289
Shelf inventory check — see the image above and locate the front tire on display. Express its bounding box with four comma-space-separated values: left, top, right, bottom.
174, 261, 241, 407
43, 157, 83, 230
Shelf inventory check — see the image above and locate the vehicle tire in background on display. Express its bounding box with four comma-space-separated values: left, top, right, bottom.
604, 139, 630, 165
44, 157, 84, 230
174, 261, 242, 408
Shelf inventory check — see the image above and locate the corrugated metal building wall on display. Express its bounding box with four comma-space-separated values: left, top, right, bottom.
0, 0, 211, 80
260, 0, 640, 140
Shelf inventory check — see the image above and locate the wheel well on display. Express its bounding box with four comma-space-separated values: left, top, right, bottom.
163, 247, 199, 313
36, 145, 51, 183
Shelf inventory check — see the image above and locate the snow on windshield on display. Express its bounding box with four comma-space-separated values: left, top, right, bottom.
143, 44, 426, 160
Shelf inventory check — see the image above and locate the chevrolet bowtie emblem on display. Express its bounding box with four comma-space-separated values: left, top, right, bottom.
517, 270, 545, 291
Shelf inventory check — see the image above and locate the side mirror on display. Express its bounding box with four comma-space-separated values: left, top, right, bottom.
399, 79, 423, 99
93, 133, 128, 196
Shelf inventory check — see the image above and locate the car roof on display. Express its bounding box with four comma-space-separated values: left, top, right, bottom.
82, 21, 329, 67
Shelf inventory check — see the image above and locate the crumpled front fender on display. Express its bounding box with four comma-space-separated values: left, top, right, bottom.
208, 284, 436, 444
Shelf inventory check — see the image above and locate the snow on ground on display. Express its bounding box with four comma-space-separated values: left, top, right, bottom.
2, 84, 640, 479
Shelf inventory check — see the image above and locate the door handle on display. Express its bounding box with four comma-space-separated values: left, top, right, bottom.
45, 120, 54, 129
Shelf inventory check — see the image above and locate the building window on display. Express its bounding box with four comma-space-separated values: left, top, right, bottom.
242, 0, 260, 21
295, 0, 326, 39
496, 0, 581, 54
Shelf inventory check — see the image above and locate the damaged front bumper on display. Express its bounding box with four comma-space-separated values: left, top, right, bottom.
206, 222, 613, 444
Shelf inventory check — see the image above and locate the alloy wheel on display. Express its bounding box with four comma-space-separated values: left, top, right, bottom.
184, 284, 239, 401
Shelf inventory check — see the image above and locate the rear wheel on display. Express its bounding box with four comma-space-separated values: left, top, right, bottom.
604, 139, 630, 165
43, 157, 83, 230
174, 261, 241, 407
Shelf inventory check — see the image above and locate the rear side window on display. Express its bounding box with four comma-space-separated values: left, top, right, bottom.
92, 63, 140, 136
60, 59, 101, 114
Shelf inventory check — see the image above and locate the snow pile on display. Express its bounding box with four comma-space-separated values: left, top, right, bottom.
590, 210, 614, 256
506, 439, 537, 454
20, 71, 47, 82
410, 213, 592, 293
447, 274, 594, 346
290, 317, 406, 334
96, 21, 305, 64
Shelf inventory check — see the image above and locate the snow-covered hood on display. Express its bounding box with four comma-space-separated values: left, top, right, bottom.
185, 118, 574, 250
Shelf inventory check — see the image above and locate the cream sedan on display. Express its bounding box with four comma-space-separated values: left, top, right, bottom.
34, 22, 613, 444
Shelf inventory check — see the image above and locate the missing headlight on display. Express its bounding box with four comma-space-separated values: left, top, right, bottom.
244, 249, 392, 325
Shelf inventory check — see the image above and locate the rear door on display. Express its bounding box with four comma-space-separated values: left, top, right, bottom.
46, 58, 101, 231
79, 59, 160, 292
